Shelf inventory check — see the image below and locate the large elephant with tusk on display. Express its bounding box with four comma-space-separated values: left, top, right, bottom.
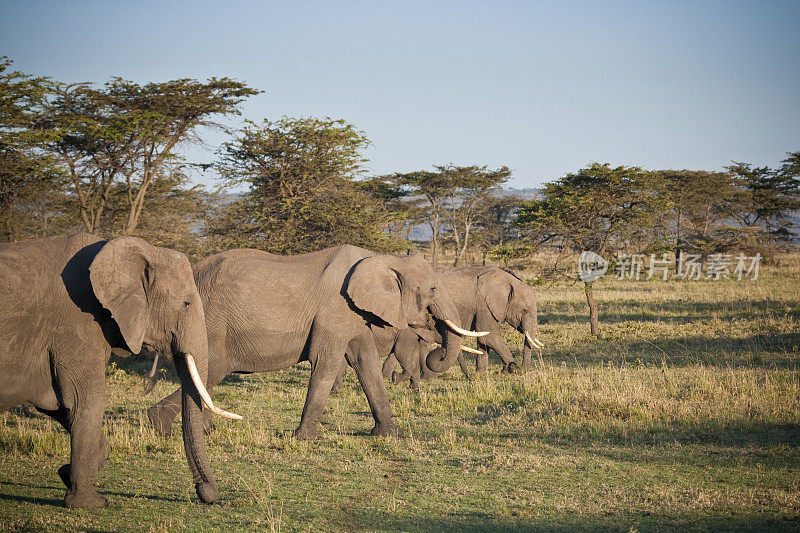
147, 245, 484, 438
385, 266, 544, 382
0, 234, 239, 508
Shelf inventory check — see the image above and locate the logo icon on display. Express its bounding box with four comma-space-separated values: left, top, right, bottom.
578, 251, 608, 282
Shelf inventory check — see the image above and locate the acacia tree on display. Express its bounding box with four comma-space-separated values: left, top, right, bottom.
727, 152, 800, 248
211, 116, 400, 253
41, 77, 258, 235
441, 164, 511, 266
517, 163, 657, 336
361, 174, 425, 246
654, 170, 738, 266
0, 58, 68, 241
389, 164, 511, 267
104, 77, 258, 233
40, 83, 133, 233
475, 194, 526, 265
390, 169, 452, 267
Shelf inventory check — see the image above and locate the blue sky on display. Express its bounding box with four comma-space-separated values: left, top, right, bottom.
2, 0, 799, 189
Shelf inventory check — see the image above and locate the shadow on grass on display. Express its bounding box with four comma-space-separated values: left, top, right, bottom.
539, 298, 800, 326
0, 479, 190, 509
335, 507, 800, 532
0, 481, 63, 507
541, 419, 798, 449
526, 332, 800, 368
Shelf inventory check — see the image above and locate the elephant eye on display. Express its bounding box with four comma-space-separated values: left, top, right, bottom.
183, 301, 191, 308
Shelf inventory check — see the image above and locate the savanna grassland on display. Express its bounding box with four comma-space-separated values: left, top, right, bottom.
1, 257, 798, 532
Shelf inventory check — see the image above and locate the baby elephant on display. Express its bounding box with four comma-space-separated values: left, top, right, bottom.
0, 234, 239, 508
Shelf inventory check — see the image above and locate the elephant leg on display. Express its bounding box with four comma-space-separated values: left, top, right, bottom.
331, 359, 348, 393
294, 336, 345, 439
382, 353, 399, 380
392, 329, 421, 392
36, 406, 107, 489
345, 334, 402, 437
475, 311, 517, 373
456, 353, 473, 381
148, 387, 182, 436
478, 335, 517, 374
475, 350, 490, 373
59, 367, 108, 508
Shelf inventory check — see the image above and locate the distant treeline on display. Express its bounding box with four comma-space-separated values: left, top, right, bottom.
2, 58, 798, 266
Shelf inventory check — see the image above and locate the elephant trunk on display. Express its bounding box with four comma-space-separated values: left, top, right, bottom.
172, 306, 219, 504
520, 314, 540, 370
425, 290, 465, 374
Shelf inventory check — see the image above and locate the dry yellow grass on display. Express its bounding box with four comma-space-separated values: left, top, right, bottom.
0, 253, 798, 531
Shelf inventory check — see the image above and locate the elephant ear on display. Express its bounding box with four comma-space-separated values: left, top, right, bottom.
477, 269, 513, 322
346, 256, 407, 328
89, 236, 152, 354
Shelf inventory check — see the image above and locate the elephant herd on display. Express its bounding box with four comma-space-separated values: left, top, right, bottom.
0, 233, 542, 508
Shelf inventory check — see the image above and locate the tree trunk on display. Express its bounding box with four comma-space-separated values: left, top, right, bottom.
431, 216, 439, 268
454, 219, 472, 267
675, 209, 682, 270
584, 281, 599, 337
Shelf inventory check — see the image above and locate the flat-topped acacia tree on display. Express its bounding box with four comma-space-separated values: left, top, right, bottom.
42, 77, 259, 234
516, 163, 659, 337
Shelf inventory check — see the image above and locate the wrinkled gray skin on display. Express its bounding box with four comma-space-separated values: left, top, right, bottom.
0, 234, 219, 508
384, 266, 540, 382
148, 245, 465, 439
332, 322, 473, 393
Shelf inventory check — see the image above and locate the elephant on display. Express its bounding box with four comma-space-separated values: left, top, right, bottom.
384, 266, 544, 382
147, 245, 484, 439
331, 323, 484, 393
0, 233, 240, 508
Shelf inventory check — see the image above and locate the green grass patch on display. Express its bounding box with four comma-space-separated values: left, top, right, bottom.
1, 257, 799, 531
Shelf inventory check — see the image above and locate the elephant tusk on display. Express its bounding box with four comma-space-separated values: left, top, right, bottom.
431, 341, 484, 355
444, 319, 489, 337
459, 345, 484, 355
185, 353, 243, 421
147, 351, 160, 380
525, 331, 545, 349
143, 351, 160, 395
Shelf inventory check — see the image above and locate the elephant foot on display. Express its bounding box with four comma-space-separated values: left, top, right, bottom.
293, 425, 322, 440
147, 404, 174, 437
64, 488, 108, 508
502, 361, 518, 375
371, 422, 402, 437
195, 481, 219, 504
409, 381, 420, 394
